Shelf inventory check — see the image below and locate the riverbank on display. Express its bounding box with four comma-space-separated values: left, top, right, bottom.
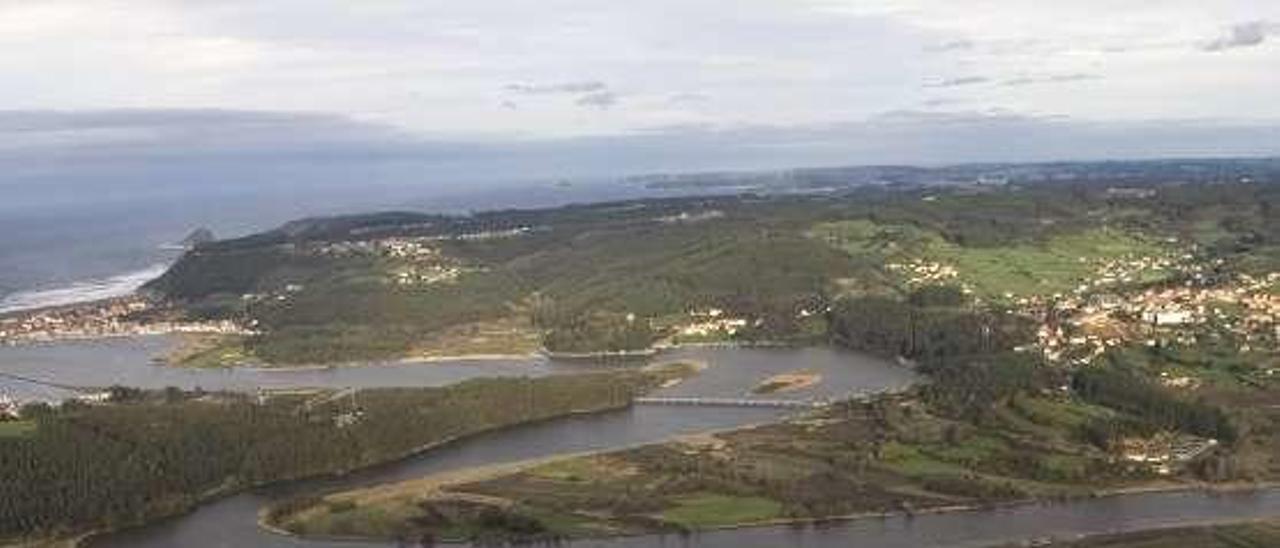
154, 333, 794, 371
269, 422, 1280, 547
261, 417, 787, 541
273, 387, 1222, 544
1023, 515, 1280, 547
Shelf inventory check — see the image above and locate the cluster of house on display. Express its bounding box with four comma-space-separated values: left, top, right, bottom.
0, 297, 249, 345
1119, 433, 1219, 475
0, 394, 16, 419
676, 308, 750, 339
885, 259, 961, 287
313, 237, 440, 259
390, 265, 464, 286
1, 389, 116, 419
1028, 270, 1279, 367
442, 226, 533, 241
656, 210, 725, 225
1078, 252, 1184, 292
312, 237, 469, 287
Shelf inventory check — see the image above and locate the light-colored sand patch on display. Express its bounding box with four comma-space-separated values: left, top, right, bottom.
752, 369, 822, 394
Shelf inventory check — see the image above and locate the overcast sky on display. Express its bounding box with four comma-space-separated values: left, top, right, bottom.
2, 0, 1280, 186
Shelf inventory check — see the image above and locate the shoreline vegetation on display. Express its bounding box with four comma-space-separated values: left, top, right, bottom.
266, 388, 1279, 545
152, 332, 794, 370
1026, 516, 1280, 547
270, 486, 1280, 548
1, 365, 697, 546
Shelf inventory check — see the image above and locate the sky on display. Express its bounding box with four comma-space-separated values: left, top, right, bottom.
2, 0, 1280, 188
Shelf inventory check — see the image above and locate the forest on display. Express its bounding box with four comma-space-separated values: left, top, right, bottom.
0, 371, 663, 543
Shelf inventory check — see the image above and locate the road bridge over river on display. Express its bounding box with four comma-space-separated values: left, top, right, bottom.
634, 387, 900, 410
633, 396, 828, 409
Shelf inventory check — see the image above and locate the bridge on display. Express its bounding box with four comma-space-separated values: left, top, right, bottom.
0, 371, 91, 392
633, 396, 829, 409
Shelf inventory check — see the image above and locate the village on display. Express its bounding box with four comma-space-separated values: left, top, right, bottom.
1032, 269, 1280, 369
0, 296, 248, 346
312, 236, 480, 287
882, 242, 1278, 476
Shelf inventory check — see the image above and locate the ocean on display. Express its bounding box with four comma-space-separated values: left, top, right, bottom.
0, 179, 675, 314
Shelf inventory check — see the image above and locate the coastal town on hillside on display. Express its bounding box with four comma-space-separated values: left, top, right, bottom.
0, 296, 247, 346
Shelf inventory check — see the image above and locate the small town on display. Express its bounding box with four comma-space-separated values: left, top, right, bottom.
1033, 269, 1280, 368
0, 296, 248, 346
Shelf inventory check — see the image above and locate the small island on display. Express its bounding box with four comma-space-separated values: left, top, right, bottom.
752, 369, 822, 394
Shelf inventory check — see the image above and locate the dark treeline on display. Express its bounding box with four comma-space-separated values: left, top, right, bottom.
1073, 366, 1238, 446
918, 353, 1050, 423
540, 312, 656, 353
826, 285, 1033, 362
0, 372, 656, 543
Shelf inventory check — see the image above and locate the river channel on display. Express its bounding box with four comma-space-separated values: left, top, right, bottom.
2, 337, 1277, 547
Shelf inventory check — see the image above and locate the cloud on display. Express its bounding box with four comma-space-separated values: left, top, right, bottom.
925, 76, 990, 88
922, 97, 964, 107
1, 2, 1278, 138
503, 81, 608, 95
503, 80, 618, 110
0, 109, 422, 167
1203, 20, 1278, 52
575, 91, 619, 109
1001, 73, 1101, 87
926, 39, 974, 52
667, 92, 710, 105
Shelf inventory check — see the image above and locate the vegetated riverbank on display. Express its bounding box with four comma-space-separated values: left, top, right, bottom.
159, 332, 546, 369
156, 329, 787, 370
265, 385, 1192, 544
0, 365, 696, 546
1019, 516, 1280, 547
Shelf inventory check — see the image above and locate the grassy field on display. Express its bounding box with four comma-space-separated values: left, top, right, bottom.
931, 229, 1167, 298
0, 421, 35, 438
166, 335, 252, 368
813, 221, 1171, 299
661, 493, 783, 528
408, 314, 542, 359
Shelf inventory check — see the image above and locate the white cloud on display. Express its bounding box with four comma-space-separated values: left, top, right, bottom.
1203, 20, 1279, 51
0, 0, 1277, 142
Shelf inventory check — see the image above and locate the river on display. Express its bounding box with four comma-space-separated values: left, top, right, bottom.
2, 338, 1277, 547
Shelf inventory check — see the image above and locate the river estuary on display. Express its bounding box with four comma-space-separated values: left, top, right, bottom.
1, 338, 1277, 547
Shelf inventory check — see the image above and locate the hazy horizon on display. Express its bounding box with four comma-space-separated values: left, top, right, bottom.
3, 1, 1280, 200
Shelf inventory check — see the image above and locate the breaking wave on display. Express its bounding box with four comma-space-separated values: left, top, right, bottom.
0, 264, 170, 314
